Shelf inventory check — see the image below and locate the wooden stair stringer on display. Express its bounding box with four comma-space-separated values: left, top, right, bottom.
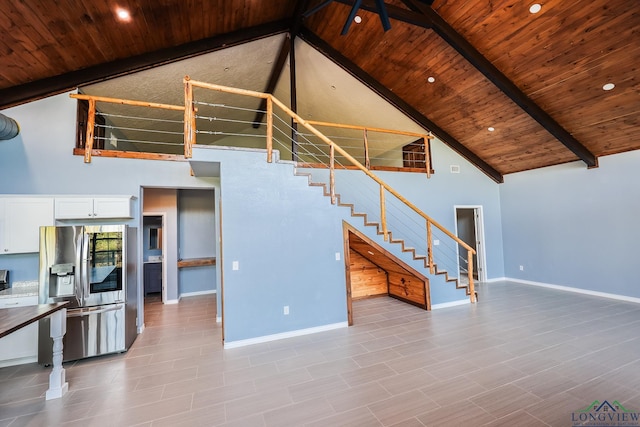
292, 168, 476, 300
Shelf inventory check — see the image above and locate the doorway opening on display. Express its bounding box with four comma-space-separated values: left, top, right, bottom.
142, 214, 165, 304
454, 206, 487, 284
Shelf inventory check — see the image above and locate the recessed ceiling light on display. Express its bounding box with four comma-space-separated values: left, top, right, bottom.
115, 8, 131, 22
354, 15, 362, 24
602, 83, 615, 91
427, 76, 435, 83
529, 4, 542, 14
488, 127, 495, 132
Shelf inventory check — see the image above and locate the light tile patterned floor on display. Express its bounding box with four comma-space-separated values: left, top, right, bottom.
1, 281, 639, 426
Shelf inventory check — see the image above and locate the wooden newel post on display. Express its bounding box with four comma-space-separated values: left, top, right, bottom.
380, 185, 388, 241
330, 144, 336, 204
184, 76, 194, 158
423, 136, 431, 178
84, 99, 96, 163
468, 250, 476, 303
363, 129, 370, 169
266, 97, 273, 163
427, 220, 434, 274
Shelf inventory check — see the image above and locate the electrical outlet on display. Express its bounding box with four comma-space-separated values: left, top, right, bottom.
232, 261, 239, 271
335, 252, 341, 261
283, 305, 289, 315
519, 265, 524, 271
433, 240, 440, 246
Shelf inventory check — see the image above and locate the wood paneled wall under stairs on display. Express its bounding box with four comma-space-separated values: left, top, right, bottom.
348, 246, 429, 310
349, 249, 388, 299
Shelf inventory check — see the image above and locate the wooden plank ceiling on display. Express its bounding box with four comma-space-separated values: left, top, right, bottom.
1, 0, 638, 180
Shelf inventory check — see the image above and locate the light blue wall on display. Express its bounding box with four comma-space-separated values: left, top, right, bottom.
178, 189, 216, 295
193, 147, 350, 343
178, 189, 216, 259
500, 151, 640, 298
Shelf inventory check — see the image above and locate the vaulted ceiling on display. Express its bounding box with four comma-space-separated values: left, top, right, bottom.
1, 0, 638, 182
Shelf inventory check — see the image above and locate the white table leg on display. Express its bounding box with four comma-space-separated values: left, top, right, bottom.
46, 308, 68, 400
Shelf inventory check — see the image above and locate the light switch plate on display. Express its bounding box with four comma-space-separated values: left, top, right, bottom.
232, 261, 239, 271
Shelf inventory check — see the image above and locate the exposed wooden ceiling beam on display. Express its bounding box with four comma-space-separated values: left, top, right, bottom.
399, 0, 598, 168
0, 20, 290, 110
253, 0, 312, 128
299, 27, 504, 183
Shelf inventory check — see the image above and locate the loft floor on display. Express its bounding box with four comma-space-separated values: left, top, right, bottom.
1, 281, 639, 426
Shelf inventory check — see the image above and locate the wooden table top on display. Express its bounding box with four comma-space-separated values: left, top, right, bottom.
0, 302, 69, 339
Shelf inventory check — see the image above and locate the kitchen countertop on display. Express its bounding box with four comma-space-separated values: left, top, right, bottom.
0, 301, 68, 339
0, 281, 39, 299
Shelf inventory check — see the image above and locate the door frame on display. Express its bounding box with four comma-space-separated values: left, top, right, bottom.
453, 205, 487, 282
142, 212, 167, 304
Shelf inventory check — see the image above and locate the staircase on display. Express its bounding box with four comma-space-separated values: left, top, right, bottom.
294, 169, 478, 302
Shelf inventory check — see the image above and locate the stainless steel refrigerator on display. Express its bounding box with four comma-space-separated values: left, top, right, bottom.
38, 224, 137, 365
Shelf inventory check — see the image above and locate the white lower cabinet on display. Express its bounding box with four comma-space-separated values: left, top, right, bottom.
0, 296, 39, 367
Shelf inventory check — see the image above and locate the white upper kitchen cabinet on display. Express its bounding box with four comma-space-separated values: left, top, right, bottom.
0, 197, 55, 254
54, 196, 133, 219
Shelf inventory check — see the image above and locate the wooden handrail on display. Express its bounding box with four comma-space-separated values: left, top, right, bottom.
304, 119, 430, 140
302, 119, 432, 178
186, 78, 475, 254
70, 93, 185, 111
184, 78, 476, 301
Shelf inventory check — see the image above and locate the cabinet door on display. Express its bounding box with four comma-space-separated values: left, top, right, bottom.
0, 296, 39, 367
55, 197, 94, 219
93, 197, 132, 218
2, 198, 54, 254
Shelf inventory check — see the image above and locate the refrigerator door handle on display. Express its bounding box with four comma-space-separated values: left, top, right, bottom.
67, 304, 124, 317
74, 232, 84, 304
81, 233, 90, 305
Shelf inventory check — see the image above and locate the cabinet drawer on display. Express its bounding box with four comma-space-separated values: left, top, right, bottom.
0, 296, 39, 308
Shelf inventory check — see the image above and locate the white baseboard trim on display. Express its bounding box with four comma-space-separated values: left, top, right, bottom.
223, 321, 348, 349
431, 299, 470, 309
507, 278, 640, 304
180, 289, 216, 299
484, 277, 507, 283
165, 299, 179, 305
0, 356, 36, 368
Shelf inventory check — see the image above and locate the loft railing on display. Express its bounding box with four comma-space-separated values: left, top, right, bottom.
71, 77, 476, 302
71, 93, 186, 162
184, 77, 476, 302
